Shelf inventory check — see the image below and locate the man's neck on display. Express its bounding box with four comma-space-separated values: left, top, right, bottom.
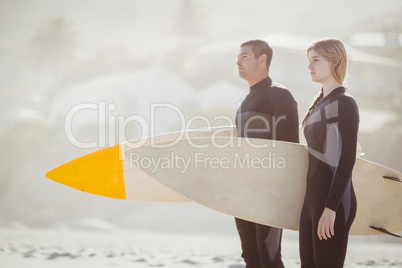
248, 73, 269, 87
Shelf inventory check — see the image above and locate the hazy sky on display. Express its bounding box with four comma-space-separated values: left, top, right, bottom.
1, 0, 401, 58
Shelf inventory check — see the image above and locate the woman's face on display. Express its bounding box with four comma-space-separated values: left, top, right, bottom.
307, 49, 333, 84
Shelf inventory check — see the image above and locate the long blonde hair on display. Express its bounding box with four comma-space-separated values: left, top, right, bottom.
302, 38, 348, 129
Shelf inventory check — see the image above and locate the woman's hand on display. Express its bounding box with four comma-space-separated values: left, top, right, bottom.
317, 207, 336, 240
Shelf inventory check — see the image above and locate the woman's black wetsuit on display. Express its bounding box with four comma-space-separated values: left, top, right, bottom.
300, 87, 359, 268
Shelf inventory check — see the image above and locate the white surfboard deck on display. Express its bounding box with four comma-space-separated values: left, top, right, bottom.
122, 126, 237, 202
132, 137, 402, 236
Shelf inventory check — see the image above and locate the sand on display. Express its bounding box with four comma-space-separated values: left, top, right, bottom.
1, 226, 401, 268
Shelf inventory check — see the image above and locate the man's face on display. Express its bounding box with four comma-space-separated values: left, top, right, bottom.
237, 45, 260, 80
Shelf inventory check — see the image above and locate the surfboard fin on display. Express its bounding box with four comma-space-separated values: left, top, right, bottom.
383, 176, 402, 183
369, 226, 401, 238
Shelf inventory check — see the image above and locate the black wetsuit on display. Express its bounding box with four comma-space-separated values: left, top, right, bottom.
300, 87, 359, 268
235, 76, 299, 268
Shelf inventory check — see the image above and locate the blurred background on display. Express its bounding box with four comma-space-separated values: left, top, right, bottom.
0, 0, 401, 238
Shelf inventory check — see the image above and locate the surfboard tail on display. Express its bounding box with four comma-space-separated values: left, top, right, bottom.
45, 145, 126, 200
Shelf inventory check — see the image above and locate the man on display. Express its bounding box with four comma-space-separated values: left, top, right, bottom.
235, 40, 299, 267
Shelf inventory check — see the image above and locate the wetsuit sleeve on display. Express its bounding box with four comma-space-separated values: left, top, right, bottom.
270, 90, 299, 143
324, 96, 359, 211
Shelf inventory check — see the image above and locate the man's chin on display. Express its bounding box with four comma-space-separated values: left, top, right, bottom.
239, 72, 247, 79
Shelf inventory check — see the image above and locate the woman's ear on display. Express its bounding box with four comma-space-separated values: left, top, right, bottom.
333, 59, 341, 66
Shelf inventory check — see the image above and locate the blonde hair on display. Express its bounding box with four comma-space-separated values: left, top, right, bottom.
302, 38, 348, 129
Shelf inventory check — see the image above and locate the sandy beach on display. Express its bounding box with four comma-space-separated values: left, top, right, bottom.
1, 226, 401, 268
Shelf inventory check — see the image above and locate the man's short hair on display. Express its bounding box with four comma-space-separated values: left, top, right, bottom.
241, 39, 273, 70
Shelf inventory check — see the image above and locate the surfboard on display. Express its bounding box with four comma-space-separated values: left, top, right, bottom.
45, 128, 402, 236
45, 126, 237, 203
132, 137, 402, 236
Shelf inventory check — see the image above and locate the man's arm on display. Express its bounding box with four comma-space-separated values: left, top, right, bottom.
271, 89, 299, 143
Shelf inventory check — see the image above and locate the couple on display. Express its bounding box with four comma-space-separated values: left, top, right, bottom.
235, 38, 359, 268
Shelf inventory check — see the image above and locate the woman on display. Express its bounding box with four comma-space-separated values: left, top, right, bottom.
299, 38, 359, 267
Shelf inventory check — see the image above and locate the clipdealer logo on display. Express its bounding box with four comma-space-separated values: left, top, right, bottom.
64, 101, 290, 168
64, 101, 287, 150
128, 151, 286, 174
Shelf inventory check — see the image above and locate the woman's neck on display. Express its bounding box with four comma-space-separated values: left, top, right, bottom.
322, 78, 342, 97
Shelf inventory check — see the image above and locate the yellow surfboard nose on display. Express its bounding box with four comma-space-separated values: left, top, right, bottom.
45, 144, 126, 200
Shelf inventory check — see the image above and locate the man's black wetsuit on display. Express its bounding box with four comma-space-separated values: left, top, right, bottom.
235, 76, 299, 268
300, 87, 359, 268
